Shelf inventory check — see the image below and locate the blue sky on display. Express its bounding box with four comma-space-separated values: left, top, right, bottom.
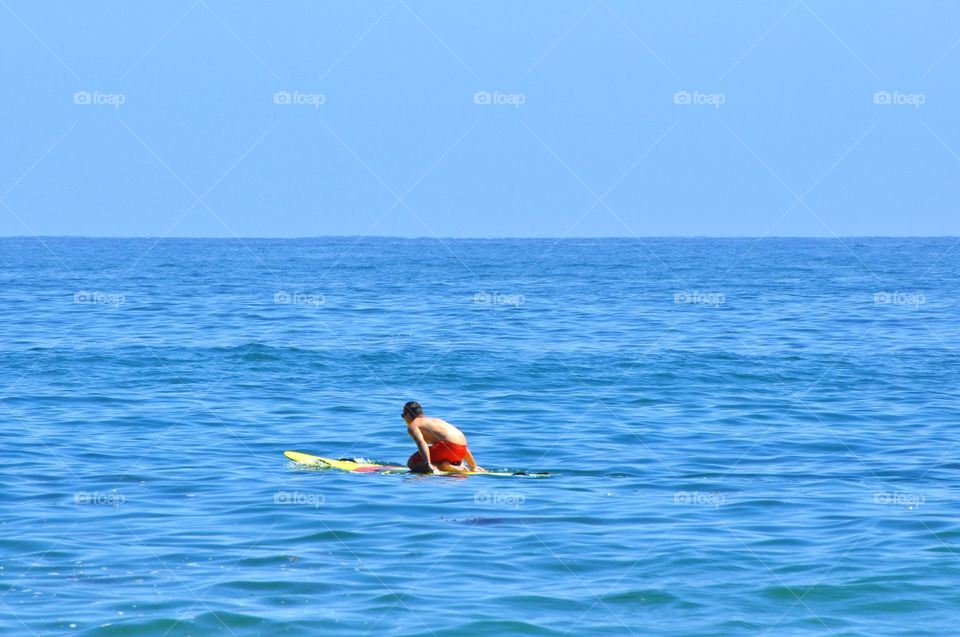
1, 1, 958, 237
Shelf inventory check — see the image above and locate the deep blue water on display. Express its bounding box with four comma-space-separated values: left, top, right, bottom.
1, 237, 959, 636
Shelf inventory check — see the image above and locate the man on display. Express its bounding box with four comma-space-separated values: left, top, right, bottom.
402, 401, 485, 474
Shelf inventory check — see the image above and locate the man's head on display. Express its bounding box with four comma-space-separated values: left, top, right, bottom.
402, 401, 423, 424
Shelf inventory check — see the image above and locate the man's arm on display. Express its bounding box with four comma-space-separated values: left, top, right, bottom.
464, 447, 485, 472
407, 424, 437, 472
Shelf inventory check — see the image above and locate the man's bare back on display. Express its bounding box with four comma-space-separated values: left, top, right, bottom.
409, 416, 467, 446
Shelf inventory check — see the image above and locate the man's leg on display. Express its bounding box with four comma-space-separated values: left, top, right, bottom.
407, 452, 431, 473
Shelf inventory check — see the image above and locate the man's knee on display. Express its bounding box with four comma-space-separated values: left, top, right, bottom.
407, 455, 429, 473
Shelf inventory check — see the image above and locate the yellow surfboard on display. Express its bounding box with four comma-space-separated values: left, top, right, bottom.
283, 450, 540, 476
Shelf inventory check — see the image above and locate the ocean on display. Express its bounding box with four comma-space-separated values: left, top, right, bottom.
1, 237, 958, 636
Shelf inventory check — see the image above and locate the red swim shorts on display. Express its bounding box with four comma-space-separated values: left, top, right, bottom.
408, 440, 467, 466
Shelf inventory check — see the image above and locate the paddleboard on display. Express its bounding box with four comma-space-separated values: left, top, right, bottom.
284, 450, 542, 476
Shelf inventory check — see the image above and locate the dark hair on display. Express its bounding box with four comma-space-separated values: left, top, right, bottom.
402, 401, 423, 419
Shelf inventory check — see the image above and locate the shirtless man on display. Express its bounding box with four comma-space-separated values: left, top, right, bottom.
402, 401, 485, 474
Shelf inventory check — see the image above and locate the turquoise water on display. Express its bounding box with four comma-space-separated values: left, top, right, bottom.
1, 237, 959, 636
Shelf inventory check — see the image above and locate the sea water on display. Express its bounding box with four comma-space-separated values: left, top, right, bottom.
1, 237, 958, 636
